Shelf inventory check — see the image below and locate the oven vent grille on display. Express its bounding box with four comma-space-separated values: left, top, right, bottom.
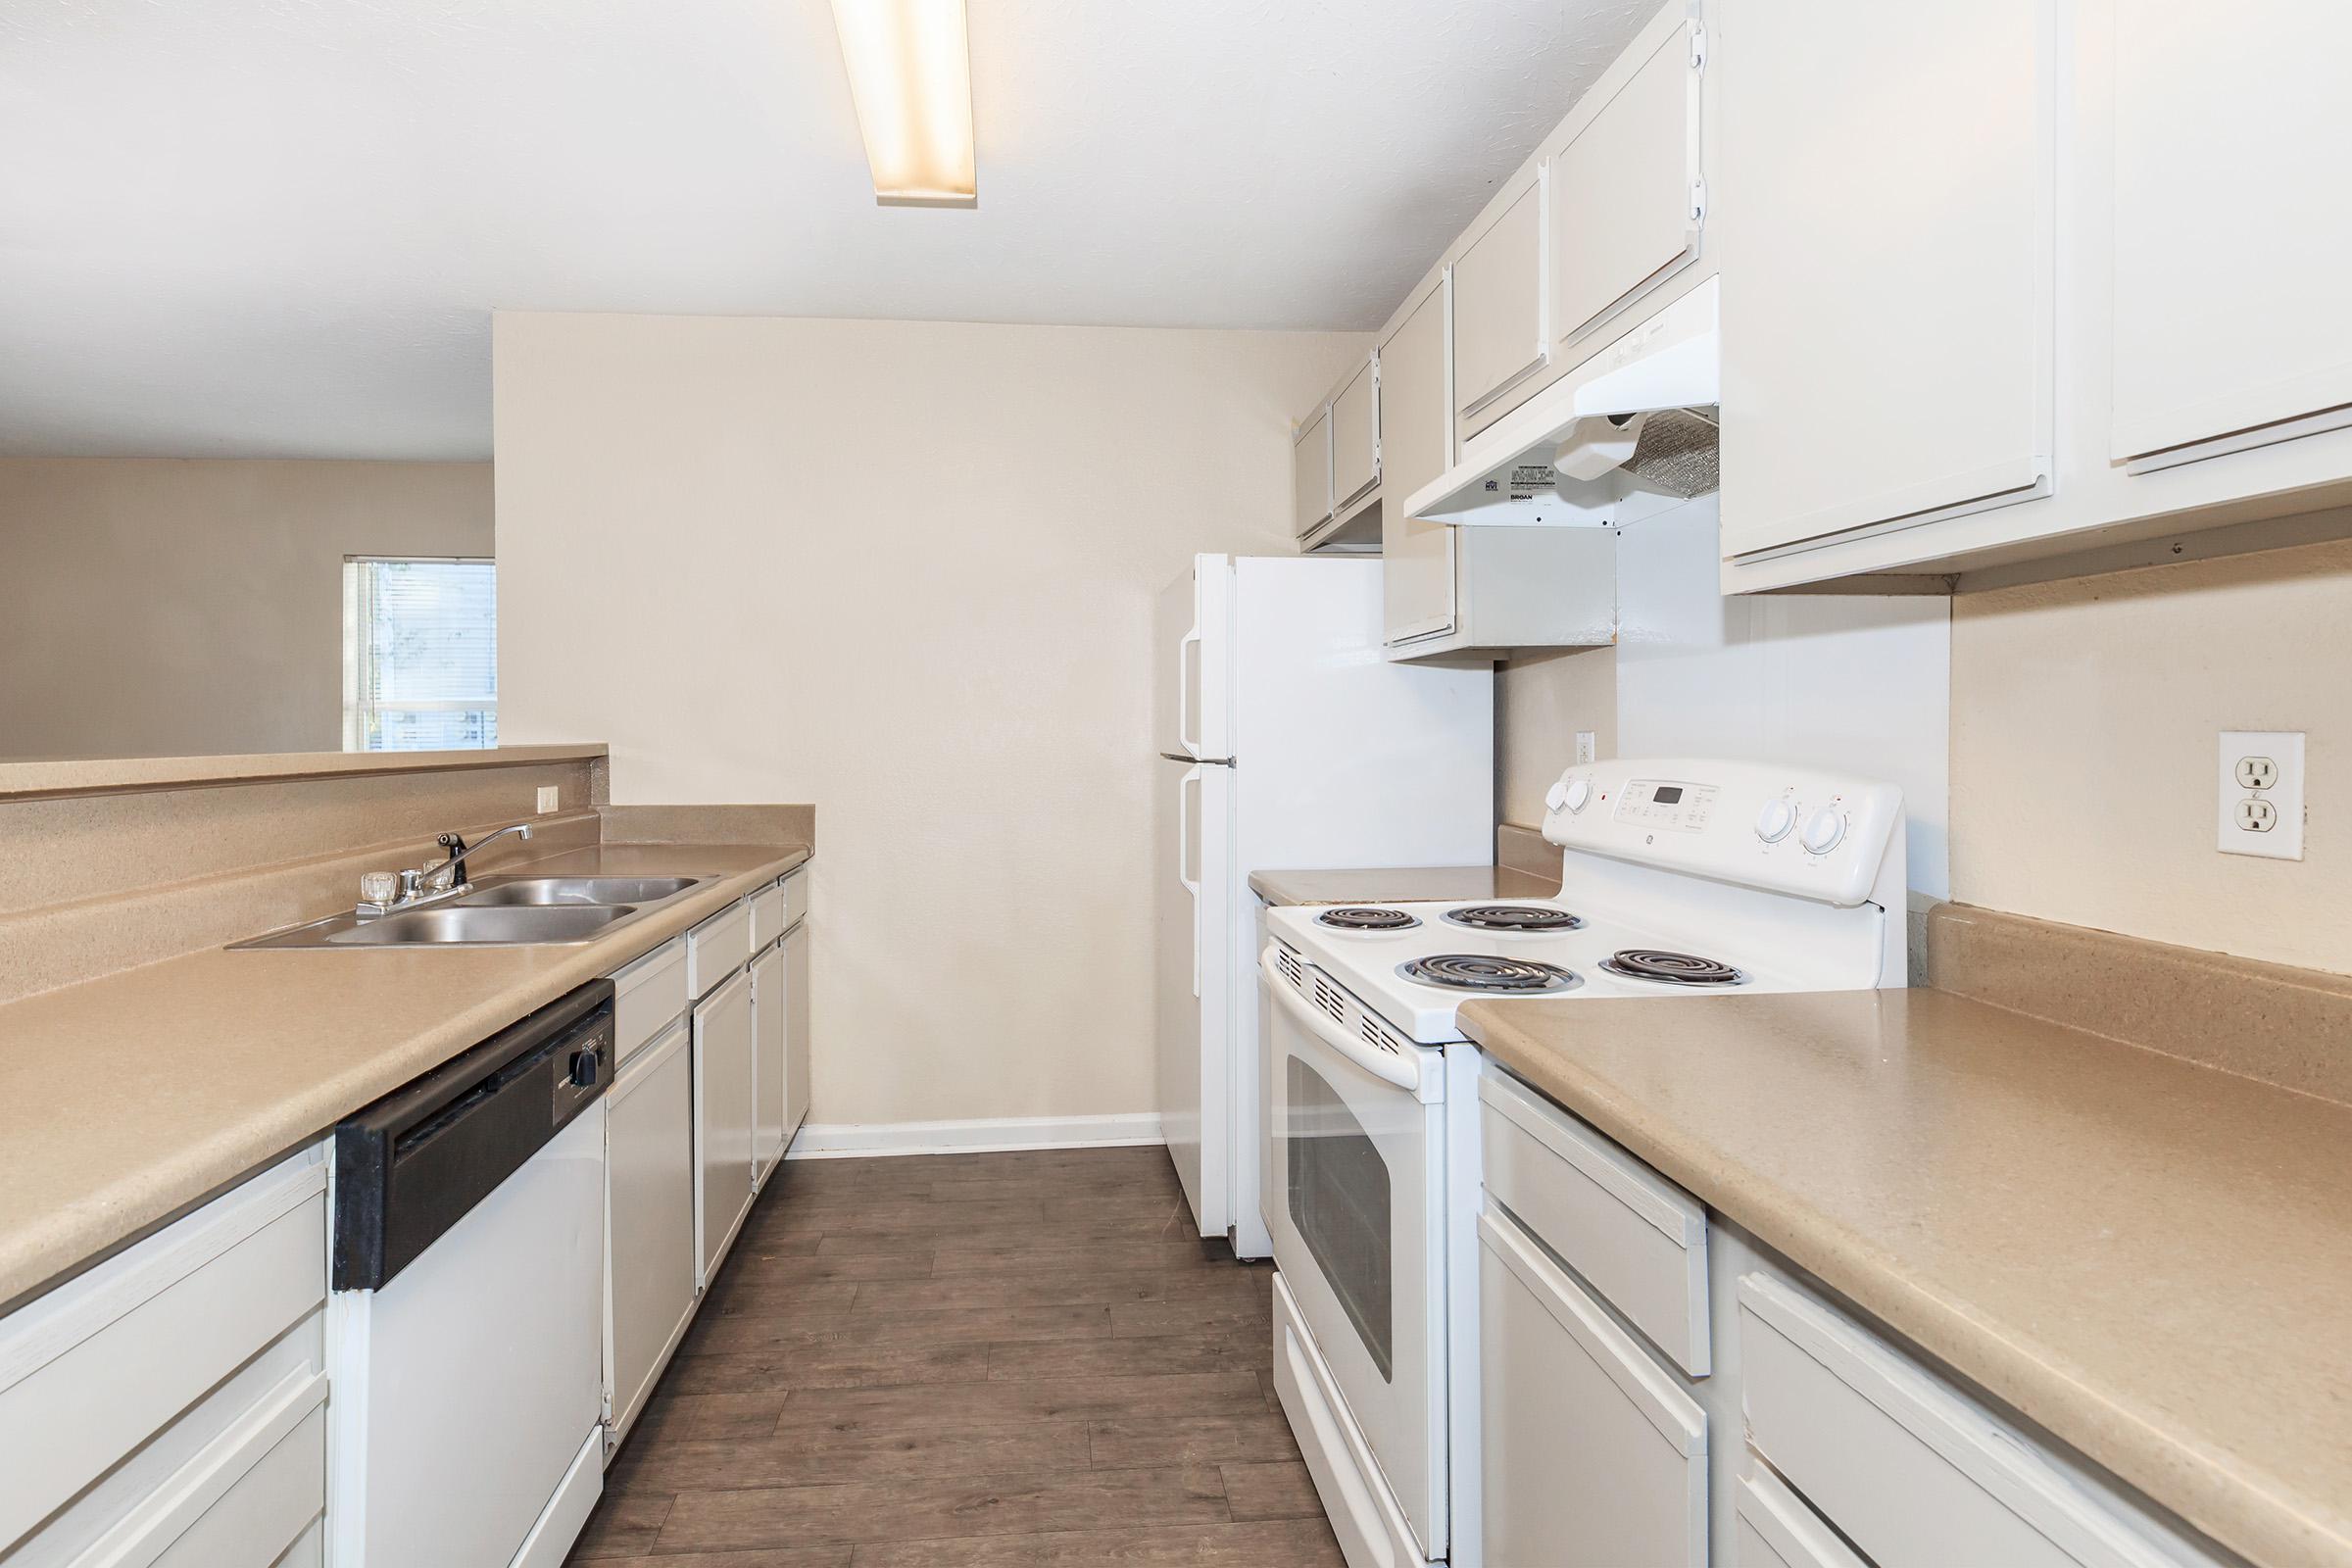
1274, 948, 1304, 989
1311, 976, 1347, 1023
1358, 1017, 1398, 1056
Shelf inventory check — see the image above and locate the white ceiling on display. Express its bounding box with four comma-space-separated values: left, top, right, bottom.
0, 0, 1653, 460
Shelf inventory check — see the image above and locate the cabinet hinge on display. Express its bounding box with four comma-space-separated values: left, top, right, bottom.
1690, 177, 1708, 226
1690, 22, 1706, 72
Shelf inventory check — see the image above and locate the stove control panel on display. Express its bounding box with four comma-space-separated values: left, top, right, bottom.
1612, 778, 1718, 833
1543, 758, 1904, 908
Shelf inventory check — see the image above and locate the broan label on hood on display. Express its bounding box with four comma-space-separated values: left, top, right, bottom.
1481, 464, 1556, 504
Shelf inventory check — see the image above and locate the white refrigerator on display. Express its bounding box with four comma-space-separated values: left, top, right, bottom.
1154, 554, 1493, 1257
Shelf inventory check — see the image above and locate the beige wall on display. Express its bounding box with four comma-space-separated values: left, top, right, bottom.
0, 459, 494, 760
1498, 647, 1617, 826
1952, 536, 2352, 973
493, 312, 1368, 1128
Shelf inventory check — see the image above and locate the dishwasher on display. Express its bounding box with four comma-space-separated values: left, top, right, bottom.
326, 979, 613, 1568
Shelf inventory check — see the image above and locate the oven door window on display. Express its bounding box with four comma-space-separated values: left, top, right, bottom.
1287, 1055, 1393, 1381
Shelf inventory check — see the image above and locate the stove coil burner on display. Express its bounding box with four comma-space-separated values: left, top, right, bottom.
1315, 906, 1421, 932
1600, 950, 1747, 987
1443, 904, 1586, 932
1399, 954, 1582, 994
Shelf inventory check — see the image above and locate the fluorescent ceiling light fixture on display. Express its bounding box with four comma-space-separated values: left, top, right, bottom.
829, 0, 978, 208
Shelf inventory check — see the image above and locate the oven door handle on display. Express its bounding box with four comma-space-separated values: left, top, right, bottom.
1259, 946, 1422, 1093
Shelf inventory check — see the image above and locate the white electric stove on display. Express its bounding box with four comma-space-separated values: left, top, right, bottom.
1256, 759, 1907, 1568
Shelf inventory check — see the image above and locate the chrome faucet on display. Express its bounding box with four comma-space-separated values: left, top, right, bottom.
359, 821, 534, 915
427, 821, 533, 892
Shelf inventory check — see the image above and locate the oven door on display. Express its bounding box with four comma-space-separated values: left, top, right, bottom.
1262, 948, 1447, 1559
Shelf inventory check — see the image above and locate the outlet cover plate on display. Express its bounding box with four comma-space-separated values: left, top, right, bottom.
2219, 731, 2304, 859
536, 785, 560, 813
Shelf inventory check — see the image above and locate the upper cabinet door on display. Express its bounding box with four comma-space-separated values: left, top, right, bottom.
1452, 179, 1548, 425
1718, 0, 2055, 559
1380, 279, 1457, 645
1292, 404, 1333, 537
2111, 1, 2352, 463
1331, 357, 1381, 512
1548, 11, 1703, 357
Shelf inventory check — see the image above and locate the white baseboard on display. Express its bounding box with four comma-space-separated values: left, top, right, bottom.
783, 1112, 1165, 1160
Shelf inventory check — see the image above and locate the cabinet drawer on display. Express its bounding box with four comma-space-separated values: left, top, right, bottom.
1479, 1206, 1706, 1568
746, 883, 787, 952
1739, 1274, 2182, 1568
780, 866, 809, 928
1480, 1069, 1709, 1374
1736, 1465, 1870, 1568
107, 1379, 328, 1568
686, 900, 752, 999
0, 1153, 325, 1552
611, 935, 688, 1067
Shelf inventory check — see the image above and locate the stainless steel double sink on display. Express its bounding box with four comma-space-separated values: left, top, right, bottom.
231, 875, 709, 950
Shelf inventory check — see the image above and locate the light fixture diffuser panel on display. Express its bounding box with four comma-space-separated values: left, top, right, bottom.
829, 0, 978, 208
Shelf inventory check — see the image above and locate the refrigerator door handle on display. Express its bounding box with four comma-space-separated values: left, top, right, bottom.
1178, 765, 1202, 995
1159, 751, 1235, 766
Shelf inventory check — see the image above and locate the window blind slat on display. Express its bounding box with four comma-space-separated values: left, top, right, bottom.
345, 560, 497, 752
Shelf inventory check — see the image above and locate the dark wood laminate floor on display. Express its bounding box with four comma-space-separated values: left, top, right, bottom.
567, 1145, 1343, 1566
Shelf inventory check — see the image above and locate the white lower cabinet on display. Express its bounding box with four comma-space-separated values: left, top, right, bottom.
1737, 1274, 2200, 1568
751, 939, 788, 1181
1470, 1064, 2230, 1568
1734, 1466, 1869, 1568
0, 1148, 329, 1567
693, 965, 757, 1287
605, 1018, 697, 1445
783, 916, 811, 1146
1478, 1205, 1706, 1568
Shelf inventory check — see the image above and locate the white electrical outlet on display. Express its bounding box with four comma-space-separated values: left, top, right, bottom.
536, 785, 560, 813
2219, 731, 2304, 860
1575, 731, 1596, 764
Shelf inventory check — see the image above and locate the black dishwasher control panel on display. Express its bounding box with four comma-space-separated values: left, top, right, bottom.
332, 979, 614, 1293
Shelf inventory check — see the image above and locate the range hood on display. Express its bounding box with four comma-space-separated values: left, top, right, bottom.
1403, 275, 1719, 528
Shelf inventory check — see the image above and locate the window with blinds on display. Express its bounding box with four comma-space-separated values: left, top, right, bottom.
342, 558, 497, 752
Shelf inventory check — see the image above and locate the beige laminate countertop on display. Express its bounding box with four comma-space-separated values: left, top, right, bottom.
0, 838, 808, 1311
1460, 986, 2352, 1568
1249, 863, 1559, 907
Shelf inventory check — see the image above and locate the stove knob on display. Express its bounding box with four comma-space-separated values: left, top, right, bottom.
1800, 808, 1847, 856
1753, 799, 1796, 843
1544, 780, 1569, 813
1562, 777, 1593, 814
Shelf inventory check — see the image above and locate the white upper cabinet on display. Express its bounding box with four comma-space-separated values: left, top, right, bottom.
1291, 403, 1333, 538
1547, 10, 1704, 357
1331, 356, 1380, 512
2110, 0, 2352, 464
1452, 177, 1549, 428
1718, 0, 2055, 560
1381, 277, 1457, 647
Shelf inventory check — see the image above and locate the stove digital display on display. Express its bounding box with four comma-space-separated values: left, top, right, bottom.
1652, 785, 1685, 804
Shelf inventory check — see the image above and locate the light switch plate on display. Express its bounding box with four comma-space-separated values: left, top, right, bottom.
2219, 731, 2303, 859
536, 785, 560, 813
